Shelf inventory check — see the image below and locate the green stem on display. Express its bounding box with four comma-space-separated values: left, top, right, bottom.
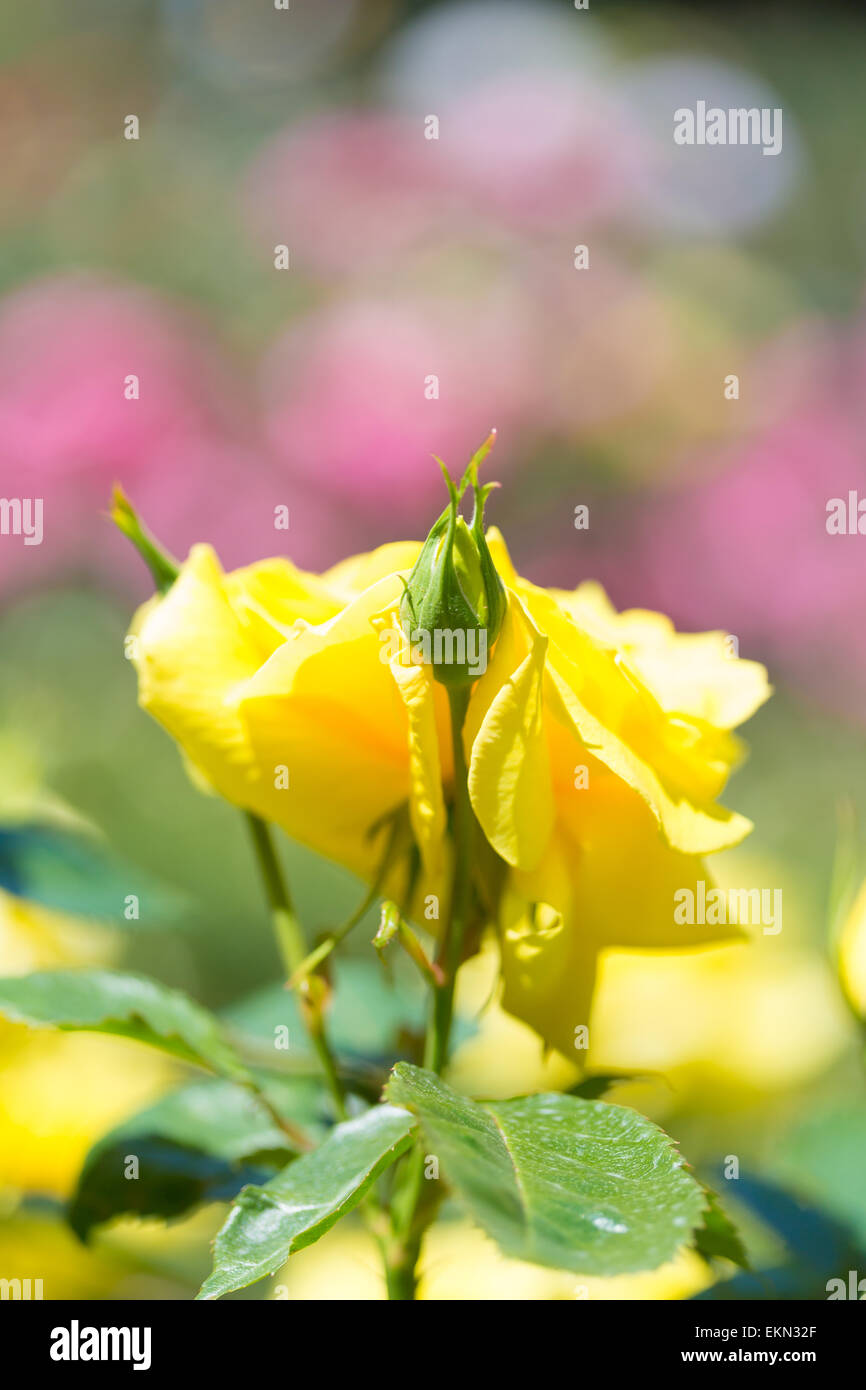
288, 813, 402, 986
245, 812, 347, 1122
246, 812, 403, 1285
387, 683, 475, 1298
246, 813, 305, 973
110, 485, 179, 594
426, 683, 474, 1073
243, 1079, 313, 1153
305, 1023, 348, 1123
384, 1234, 423, 1301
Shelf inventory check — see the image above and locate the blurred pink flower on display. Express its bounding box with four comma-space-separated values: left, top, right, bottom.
241, 86, 643, 280
259, 294, 540, 525
0, 274, 240, 480
243, 112, 458, 277
507, 310, 866, 715
536, 313, 866, 716
636, 319, 866, 648
0, 274, 353, 596
642, 408, 866, 645
436, 72, 644, 230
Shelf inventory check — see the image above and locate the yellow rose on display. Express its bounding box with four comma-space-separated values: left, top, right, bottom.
130, 525, 769, 1055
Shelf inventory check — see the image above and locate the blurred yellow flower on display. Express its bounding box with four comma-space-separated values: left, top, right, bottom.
0, 1210, 132, 1301
0, 888, 174, 1199
448, 918, 849, 1105
590, 938, 850, 1099
130, 525, 769, 1053
0, 886, 111, 976
271, 1217, 712, 1302
0, 1030, 177, 1198
838, 872, 866, 1020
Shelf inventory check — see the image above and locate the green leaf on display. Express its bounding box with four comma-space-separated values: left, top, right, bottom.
0, 969, 252, 1084
68, 1075, 329, 1240
693, 1184, 749, 1269
0, 822, 186, 926
71, 1140, 272, 1241
197, 1103, 416, 1300
567, 1072, 642, 1100
692, 1174, 866, 1301
385, 1063, 705, 1276
770, 1103, 866, 1248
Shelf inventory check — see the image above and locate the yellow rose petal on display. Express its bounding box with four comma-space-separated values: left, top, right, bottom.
465, 595, 555, 872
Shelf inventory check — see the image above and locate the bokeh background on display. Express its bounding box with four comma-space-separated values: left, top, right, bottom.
2, 0, 866, 1299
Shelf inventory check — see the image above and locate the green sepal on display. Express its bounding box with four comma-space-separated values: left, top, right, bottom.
399, 434, 505, 687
